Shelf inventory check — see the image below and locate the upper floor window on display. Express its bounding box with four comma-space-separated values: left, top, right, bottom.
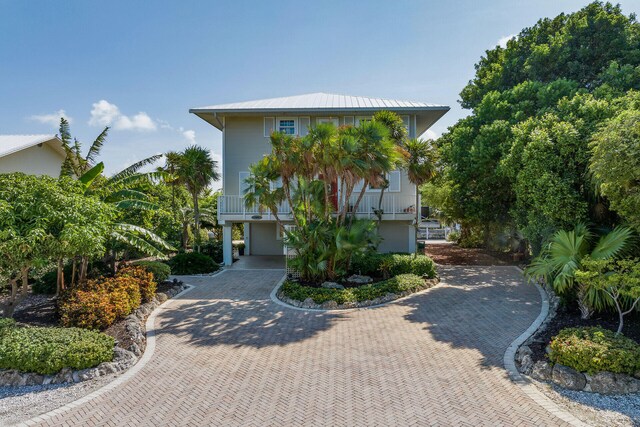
277, 118, 297, 135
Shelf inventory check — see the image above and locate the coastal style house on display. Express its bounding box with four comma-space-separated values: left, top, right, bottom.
0, 134, 66, 177
190, 93, 449, 266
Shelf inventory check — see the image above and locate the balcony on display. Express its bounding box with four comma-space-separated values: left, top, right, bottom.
217, 194, 417, 223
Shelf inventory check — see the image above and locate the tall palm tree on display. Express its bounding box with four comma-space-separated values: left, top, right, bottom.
525, 224, 634, 318
172, 146, 220, 251
403, 138, 437, 255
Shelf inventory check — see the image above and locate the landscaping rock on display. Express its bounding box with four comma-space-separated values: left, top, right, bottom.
0, 370, 25, 387
589, 371, 640, 395
321, 281, 344, 290
552, 364, 587, 390
155, 293, 168, 303
520, 355, 534, 374
321, 301, 339, 309
346, 274, 373, 285
51, 368, 74, 385
530, 361, 553, 381
24, 373, 44, 386
74, 368, 99, 382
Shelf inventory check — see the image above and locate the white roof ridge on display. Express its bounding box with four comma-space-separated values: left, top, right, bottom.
0, 134, 61, 158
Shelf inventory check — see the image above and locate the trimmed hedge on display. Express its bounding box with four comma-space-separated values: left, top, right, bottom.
549, 327, 640, 375
0, 318, 114, 375
281, 274, 428, 305
350, 253, 437, 278
168, 252, 220, 275
131, 261, 171, 285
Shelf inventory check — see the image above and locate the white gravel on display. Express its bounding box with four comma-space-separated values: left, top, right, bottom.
0, 373, 120, 426
532, 379, 640, 426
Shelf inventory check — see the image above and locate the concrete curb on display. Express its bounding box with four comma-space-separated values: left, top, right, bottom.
503, 266, 589, 427
13, 276, 211, 427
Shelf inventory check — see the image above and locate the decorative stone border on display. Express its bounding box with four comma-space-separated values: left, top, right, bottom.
514, 277, 640, 395
503, 266, 588, 427
0, 280, 188, 388
275, 277, 439, 310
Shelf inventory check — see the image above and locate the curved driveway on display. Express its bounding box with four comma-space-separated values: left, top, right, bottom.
32, 266, 569, 426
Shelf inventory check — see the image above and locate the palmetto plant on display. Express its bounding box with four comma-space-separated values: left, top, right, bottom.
525, 224, 634, 318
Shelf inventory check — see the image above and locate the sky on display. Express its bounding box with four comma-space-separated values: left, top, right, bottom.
2, 0, 640, 184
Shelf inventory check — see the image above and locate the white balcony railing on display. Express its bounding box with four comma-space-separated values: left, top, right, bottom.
218, 194, 416, 220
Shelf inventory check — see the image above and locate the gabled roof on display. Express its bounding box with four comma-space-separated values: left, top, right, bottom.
190, 92, 450, 136
190, 92, 448, 112
0, 134, 65, 158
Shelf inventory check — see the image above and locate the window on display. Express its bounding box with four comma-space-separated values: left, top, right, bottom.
344, 116, 354, 126
355, 116, 371, 126
366, 171, 401, 192
316, 117, 339, 127
277, 117, 297, 135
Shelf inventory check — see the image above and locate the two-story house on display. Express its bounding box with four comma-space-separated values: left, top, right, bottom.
190, 93, 449, 266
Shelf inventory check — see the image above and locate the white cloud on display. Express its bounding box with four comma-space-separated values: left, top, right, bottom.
497, 34, 516, 48
182, 129, 196, 144
89, 100, 157, 131
30, 109, 73, 127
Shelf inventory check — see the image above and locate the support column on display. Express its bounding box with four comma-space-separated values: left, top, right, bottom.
408, 223, 417, 254
243, 222, 251, 256
223, 223, 233, 266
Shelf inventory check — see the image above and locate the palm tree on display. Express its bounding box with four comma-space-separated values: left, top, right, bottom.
525, 224, 634, 318
403, 138, 437, 255
172, 146, 220, 252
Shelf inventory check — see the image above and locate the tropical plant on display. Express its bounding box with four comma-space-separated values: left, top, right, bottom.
166, 146, 220, 252
525, 224, 634, 318
403, 138, 437, 255
58, 119, 174, 277
0, 174, 113, 314
575, 258, 640, 334
244, 115, 403, 281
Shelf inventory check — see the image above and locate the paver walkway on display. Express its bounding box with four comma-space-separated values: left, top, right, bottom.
32, 266, 570, 426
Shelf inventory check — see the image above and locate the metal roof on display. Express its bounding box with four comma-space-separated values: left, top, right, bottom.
0, 134, 63, 158
190, 92, 449, 113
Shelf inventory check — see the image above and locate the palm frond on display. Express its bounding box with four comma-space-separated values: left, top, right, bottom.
110, 230, 167, 259
110, 155, 163, 182
86, 127, 109, 165
591, 226, 634, 259
114, 199, 159, 211
115, 223, 175, 251
78, 162, 105, 190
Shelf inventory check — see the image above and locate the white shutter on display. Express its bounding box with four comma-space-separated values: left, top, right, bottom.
239, 171, 250, 195
299, 117, 310, 136
401, 116, 410, 133
344, 116, 354, 126
264, 117, 275, 137
388, 170, 401, 192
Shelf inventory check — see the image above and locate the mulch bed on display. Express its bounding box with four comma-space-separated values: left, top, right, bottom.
423, 243, 521, 266
13, 297, 58, 327
529, 302, 640, 363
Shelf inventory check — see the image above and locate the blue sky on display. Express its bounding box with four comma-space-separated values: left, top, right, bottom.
2, 0, 640, 182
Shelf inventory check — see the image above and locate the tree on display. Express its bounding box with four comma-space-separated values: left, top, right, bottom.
403, 138, 437, 255
525, 224, 634, 318
576, 258, 640, 334
433, 2, 640, 252
590, 108, 640, 229
170, 146, 220, 252
0, 174, 113, 315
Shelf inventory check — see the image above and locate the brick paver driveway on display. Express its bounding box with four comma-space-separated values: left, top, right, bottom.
34, 266, 570, 426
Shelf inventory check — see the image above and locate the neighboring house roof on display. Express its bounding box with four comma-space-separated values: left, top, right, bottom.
190, 92, 449, 136
0, 134, 65, 158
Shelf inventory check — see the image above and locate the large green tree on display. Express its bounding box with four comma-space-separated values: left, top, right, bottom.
433, 2, 640, 252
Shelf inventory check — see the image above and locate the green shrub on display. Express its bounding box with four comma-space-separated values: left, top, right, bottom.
201, 240, 224, 263
549, 327, 640, 375
0, 322, 113, 375
446, 230, 460, 242
281, 274, 429, 305
131, 261, 171, 284
32, 270, 58, 295
168, 252, 220, 275
350, 253, 437, 278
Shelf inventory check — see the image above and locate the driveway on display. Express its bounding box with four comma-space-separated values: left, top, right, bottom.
29, 266, 570, 426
